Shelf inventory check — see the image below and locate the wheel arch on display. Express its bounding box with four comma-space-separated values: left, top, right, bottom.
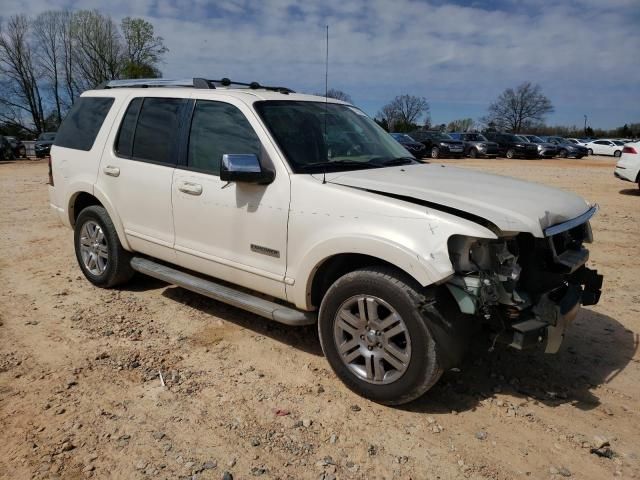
68, 188, 132, 251
293, 237, 451, 311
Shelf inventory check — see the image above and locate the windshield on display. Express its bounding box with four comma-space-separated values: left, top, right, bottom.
526, 135, 544, 142
462, 133, 487, 141
38, 132, 56, 141
255, 101, 416, 173
391, 133, 414, 142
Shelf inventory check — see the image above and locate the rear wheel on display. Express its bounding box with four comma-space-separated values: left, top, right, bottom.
318, 267, 445, 405
505, 148, 515, 159
430, 146, 440, 159
74, 206, 134, 288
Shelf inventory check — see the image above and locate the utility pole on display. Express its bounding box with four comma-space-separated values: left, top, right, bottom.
584, 115, 588, 136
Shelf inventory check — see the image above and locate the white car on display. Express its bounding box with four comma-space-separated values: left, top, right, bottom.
585, 139, 625, 157
614, 141, 640, 189
47, 77, 603, 405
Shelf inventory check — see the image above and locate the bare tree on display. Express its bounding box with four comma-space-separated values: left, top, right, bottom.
59, 11, 80, 105
33, 11, 66, 124
72, 10, 123, 89
377, 95, 429, 132
0, 15, 46, 133
389, 94, 430, 126
120, 17, 167, 78
315, 88, 352, 103
484, 82, 553, 133
376, 103, 400, 131
446, 118, 474, 132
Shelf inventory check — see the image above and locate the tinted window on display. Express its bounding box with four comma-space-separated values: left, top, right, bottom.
132, 98, 186, 164
188, 100, 261, 175
115, 97, 143, 157
54, 97, 114, 151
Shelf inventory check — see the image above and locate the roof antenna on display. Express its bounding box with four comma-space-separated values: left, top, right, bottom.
323, 24, 329, 185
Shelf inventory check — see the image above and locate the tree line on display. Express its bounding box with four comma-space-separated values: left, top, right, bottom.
0, 10, 167, 136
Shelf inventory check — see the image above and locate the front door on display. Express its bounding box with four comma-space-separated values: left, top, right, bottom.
171, 99, 290, 299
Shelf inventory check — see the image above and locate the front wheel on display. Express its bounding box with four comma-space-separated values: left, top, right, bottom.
469, 148, 478, 158
559, 149, 568, 158
587, 148, 593, 156
430, 146, 440, 159
614, 150, 621, 157
74, 205, 134, 288
505, 148, 515, 159
318, 267, 444, 405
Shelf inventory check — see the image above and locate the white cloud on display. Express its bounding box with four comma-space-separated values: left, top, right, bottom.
1, 0, 638, 126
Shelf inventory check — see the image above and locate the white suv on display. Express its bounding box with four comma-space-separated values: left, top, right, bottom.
48, 78, 603, 405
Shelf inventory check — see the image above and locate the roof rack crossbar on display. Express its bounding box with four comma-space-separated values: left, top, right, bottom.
98, 77, 294, 94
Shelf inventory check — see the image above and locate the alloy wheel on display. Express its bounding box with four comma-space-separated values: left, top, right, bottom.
333, 295, 412, 385
79, 220, 109, 275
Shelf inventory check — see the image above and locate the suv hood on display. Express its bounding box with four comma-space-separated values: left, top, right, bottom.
327, 164, 591, 237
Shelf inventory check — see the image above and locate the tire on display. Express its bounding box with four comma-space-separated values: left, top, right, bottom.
469, 148, 478, 158
505, 148, 515, 159
318, 267, 445, 405
614, 150, 621, 157
587, 148, 593, 156
430, 146, 440, 159
19, 147, 26, 158
74, 205, 134, 288
559, 149, 568, 158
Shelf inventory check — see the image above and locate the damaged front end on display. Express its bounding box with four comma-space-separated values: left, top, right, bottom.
446, 208, 603, 353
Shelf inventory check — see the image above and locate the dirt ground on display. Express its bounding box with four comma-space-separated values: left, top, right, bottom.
0, 157, 638, 480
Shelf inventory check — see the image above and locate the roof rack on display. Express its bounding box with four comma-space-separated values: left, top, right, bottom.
98, 77, 295, 94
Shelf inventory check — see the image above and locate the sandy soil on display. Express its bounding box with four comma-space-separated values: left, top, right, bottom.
0, 157, 638, 480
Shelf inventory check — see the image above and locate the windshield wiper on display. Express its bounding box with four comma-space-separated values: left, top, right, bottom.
299, 160, 381, 172
379, 157, 417, 166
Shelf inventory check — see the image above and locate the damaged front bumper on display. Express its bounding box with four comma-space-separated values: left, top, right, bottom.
446, 208, 603, 354
509, 266, 603, 353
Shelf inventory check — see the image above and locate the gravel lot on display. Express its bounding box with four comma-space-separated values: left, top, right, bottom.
1, 157, 639, 480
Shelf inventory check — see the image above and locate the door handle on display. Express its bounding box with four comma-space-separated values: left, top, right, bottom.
178, 182, 203, 196
103, 165, 120, 177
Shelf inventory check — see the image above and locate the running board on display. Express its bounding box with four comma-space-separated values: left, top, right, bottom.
130, 257, 316, 327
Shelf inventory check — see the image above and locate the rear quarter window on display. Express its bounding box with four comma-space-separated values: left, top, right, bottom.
54, 97, 115, 151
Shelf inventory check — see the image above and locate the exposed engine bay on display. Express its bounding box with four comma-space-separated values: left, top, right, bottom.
446, 220, 603, 353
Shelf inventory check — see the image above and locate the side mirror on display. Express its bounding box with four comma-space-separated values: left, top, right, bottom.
220, 154, 274, 184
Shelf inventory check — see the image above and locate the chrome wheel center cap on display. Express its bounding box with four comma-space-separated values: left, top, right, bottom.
365, 330, 378, 346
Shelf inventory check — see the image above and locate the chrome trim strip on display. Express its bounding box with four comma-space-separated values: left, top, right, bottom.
544, 205, 598, 237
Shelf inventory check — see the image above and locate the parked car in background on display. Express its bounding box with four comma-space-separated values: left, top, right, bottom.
483, 132, 539, 159
0, 136, 13, 160
540, 136, 588, 158
35, 132, 57, 158
5, 136, 27, 158
390, 133, 426, 158
410, 131, 465, 159
614, 141, 640, 189
519, 135, 558, 158
449, 132, 498, 158
584, 139, 624, 157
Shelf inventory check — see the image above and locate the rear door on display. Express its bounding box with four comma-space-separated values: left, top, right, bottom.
97, 95, 189, 263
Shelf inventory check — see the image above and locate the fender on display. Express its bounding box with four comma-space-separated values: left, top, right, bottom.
288, 234, 455, 310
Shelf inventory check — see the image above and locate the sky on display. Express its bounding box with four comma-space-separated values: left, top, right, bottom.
3, 0, 639, 129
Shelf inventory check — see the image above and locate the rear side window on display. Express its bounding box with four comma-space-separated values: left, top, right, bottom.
54, 96, 114, 151
187, 100, 261, 175
115, 97, 186, 165
115, 97, 142, 157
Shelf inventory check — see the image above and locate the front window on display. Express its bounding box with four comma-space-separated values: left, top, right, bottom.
255, 101, 417, 173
